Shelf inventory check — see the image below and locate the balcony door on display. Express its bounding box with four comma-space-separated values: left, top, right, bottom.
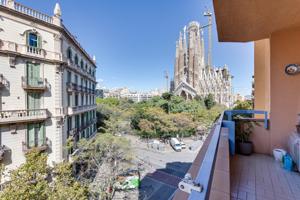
27, 63, 41, 87
27, 123, 45, 148
27, 92, 41, 116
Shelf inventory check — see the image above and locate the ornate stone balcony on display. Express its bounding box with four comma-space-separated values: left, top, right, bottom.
0, 40, 62, 61
67, 104, 97, 116
22, 76, 49, 91
22, 138, 51, 154
0, 109, 49, 125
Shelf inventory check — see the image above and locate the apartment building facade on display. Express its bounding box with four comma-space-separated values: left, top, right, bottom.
0, 0, 97, 171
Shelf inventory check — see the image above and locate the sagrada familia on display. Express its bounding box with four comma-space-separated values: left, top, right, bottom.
172, 21, 233, 107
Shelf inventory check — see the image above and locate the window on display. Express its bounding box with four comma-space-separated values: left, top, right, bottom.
67, 47, 72, 60
27, 32, 41, 48
81, 94, 84, 106
80, 60, 84, 69
68, 94, 71, 107
27, 123, 45, 148
67, 71, 71, 83
75, 94, 78, 106
75, 54, 78, 65
75, 75, 78, 85
75, 115, 80, 128
85, 64, 88, 71
67, 117, 72, 132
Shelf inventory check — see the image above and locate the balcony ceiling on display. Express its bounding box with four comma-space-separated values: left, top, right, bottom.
213, 0, 300, 42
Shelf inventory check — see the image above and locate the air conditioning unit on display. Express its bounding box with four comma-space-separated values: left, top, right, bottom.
288, 132, 300, 171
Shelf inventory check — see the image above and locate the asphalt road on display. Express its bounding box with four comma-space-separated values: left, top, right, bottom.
125, 135, 202, 200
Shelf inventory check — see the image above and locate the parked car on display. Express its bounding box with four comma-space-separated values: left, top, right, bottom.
170, 137, 182, 152
180, 142, 186, 149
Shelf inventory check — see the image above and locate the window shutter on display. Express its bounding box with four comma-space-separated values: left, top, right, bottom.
38, 123, 45, 146
37, 35, 42, 48
26, 32, 29, 46
27, 124, 35, 148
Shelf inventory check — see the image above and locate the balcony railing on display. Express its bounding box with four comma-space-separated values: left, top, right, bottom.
0, 40, 62, 61
64, 57, 96, 81
22, 76, 48, 91
174, 110, 269, 199
0, 109, 49, 124
22, 137, 51, 153
1, 1, 53, 24
68, 128, 78, 137
67, 104, 97, 115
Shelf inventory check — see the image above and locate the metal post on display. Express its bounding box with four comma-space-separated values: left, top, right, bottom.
204, 10, 212, 67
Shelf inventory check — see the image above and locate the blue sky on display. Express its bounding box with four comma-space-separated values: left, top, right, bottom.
18, 0, 254, 95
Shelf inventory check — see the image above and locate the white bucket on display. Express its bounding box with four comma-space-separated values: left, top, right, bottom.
273, 149, 287, 162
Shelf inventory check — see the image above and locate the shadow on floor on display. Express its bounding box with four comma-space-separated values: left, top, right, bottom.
138, 161, 191, 200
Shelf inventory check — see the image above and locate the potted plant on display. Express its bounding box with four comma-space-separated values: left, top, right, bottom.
235, 116, 258, 155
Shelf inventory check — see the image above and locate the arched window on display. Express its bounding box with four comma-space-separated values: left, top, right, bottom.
67, 47, 72, 60
26, 31, 41, 48
74, 54, 78, 65
80, 59, 84, 69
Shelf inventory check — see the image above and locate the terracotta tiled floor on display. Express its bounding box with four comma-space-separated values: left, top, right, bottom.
231, 154, 300, 200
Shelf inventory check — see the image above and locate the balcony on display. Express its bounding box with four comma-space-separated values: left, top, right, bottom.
0, 40, 62, 61
68, 128, 78, 137
22, 76, 48, 91
173, 110, 300, 200
67, 104, 97, 115
63, 57, 96, 81
22, 138, 51, 154
67, 82, 80, 93
0, 109, 49, 125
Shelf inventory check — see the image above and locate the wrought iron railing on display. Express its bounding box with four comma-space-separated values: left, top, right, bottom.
22, 137, 50, 153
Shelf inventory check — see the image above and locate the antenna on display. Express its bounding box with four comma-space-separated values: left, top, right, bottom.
164, 70, 169, 92
204, 9, 212, 67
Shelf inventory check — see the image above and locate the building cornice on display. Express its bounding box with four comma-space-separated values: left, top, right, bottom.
0, 5, 97, 68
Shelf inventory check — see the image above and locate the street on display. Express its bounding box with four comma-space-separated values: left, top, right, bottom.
113, 135, 204, 200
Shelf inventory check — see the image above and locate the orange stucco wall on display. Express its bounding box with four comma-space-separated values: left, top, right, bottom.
253, 28, 300, 154
268, 27, 300, 151
254, 39, 270, 113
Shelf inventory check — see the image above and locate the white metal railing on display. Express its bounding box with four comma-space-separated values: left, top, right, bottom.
0, 40, 62, 61
14, 2, 53, 24
0, 109, 49, 124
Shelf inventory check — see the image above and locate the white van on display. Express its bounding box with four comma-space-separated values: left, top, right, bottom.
170, 138, 182, 152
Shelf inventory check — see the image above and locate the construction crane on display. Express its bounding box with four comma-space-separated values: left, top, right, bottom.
204, 9, 213, 67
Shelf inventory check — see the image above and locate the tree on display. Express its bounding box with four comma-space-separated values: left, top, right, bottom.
0, 149, 88, 200
74, 134, 133, 199
161, 92, 173, 101
204, 94, 216, 110
233, 100, 253, 110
